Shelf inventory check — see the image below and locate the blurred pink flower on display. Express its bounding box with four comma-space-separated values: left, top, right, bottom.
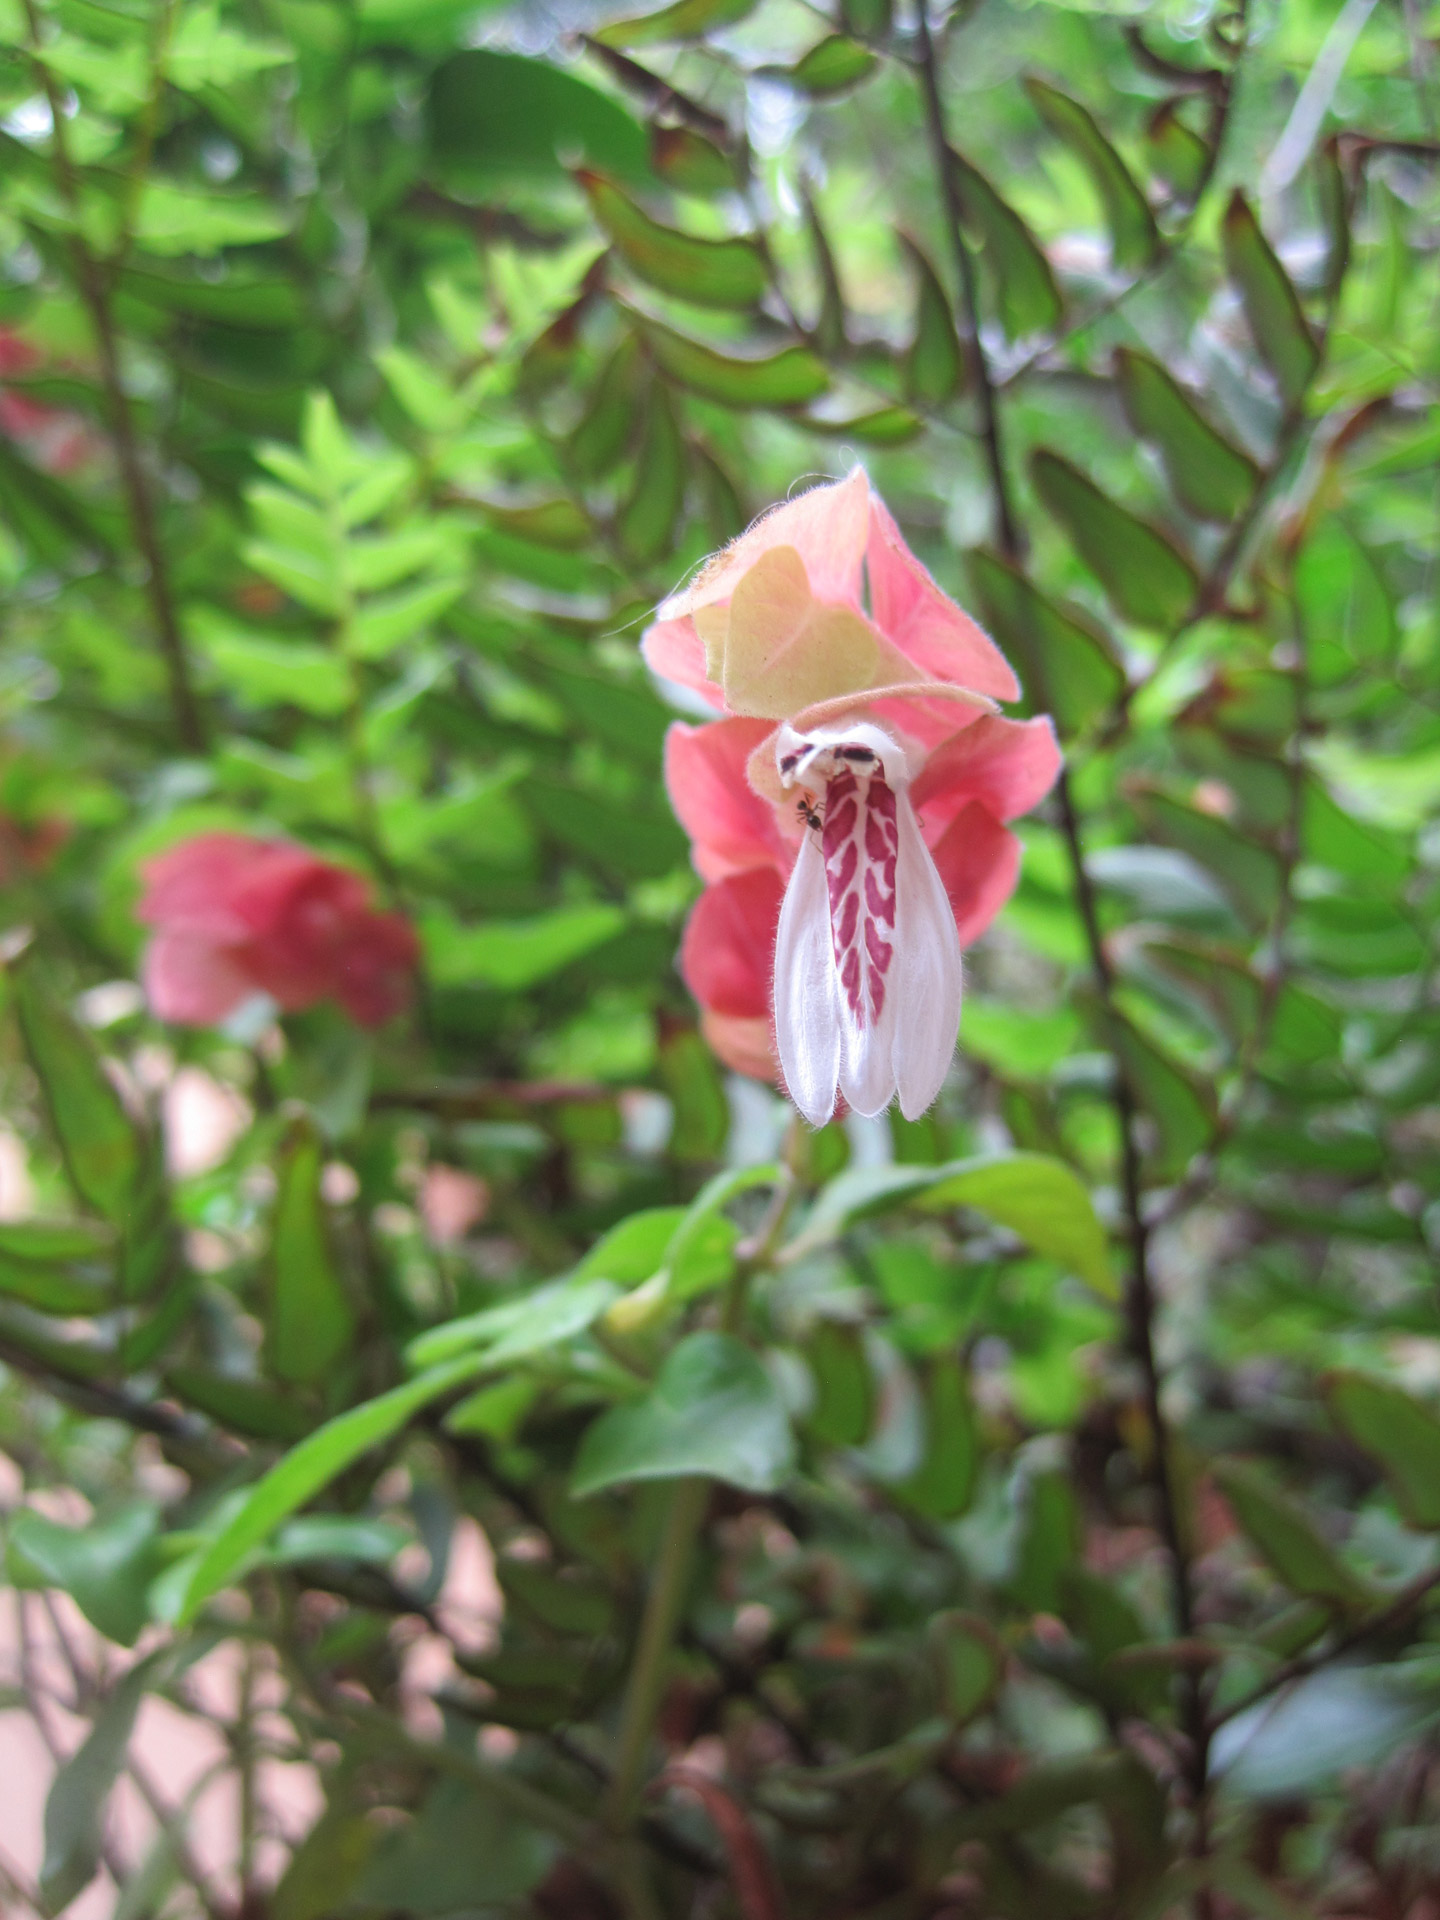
137, 833, 418, 1029
419, 1164, 489, 1246
650, 471, 1061, 1124
0, 328, 95, 475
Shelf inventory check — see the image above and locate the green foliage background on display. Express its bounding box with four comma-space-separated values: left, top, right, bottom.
0, 0, 1438, 1912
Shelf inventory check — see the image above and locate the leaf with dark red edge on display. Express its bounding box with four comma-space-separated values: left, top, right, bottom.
771, 33, 877, 95
635, 313, 829, 407
1030, 448, 1197, 629
1222, 191, 1318, 405
901, 236, 964, 404
618, 379, 685, 564
571, 333, 646, 478
950, 149, 1062, 339
802, 185, 847, 354
1025, 77, 1160, 270
1145, 100, 1209, 202
651, 123, 736, 195
802, 404, 923, 445
1114, 348, 1257, 522
591, 0, 757, 47
1326, 1372, 1440, 1530
1214, 1460, 1374, 1610
427, 50, 650, 185
967, 547, 1124, 736
577, 171, 767, 309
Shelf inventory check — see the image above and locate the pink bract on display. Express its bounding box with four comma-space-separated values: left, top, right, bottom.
137, 832, 419, 1030
647, 471, 1062, 1093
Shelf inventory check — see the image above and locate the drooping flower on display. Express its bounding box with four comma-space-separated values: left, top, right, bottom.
137, 832, 418, 1029
649, 470, 1061, 1126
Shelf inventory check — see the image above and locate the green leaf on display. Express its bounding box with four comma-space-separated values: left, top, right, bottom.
358, 1778, 555, 1912
592, 0, 758, 47
266, 1123, 356, 1388
619, 380, 685, 565
406, 1275, 619, 1372
272, 1810, 377, 1920
423, 903, 627, 990
41, 1656, 162, 1911
191, 610, 351, 716
10, 956, 167, 1296
902, 238, 964, 406
573, 1331, 794, 1495
806, 1320, 874, 1447
578, 171, 768, 309
133, 182, 290, 256
163, 1365, 315, 1442
967, 547, 1124, 736
1213, 1667, 1440, 1803
950, 151, 1062, 340
0, 1240, 112, 1314
1011, 1469, 1082, 1613
348, 575, 466, 660
651, 125, 737, 196
1145, 100, 1209, 202
929, 1611, 1004, 1722
166, 2, 291, 89
428, 50, 650, 185
920, 1152, 1116, 1298
1213, 1460, 1372, 1609
1024, 77, 1159, 271
1113, 349, 1257, 523
1030, 449, 1197, 630
8, 1503, 161, 1645
1105, 1013, 1215, 1181
801, 405, 923, 446
1132, 790, 1282, 927
1325, 1373, 1440, 1530
774, 34, 877, 95
571, 335, 646, 477
174, 1355, 485, 1624
899, 1358, 979, 1519
638, 316, 829, 408
1221, 191, 1318, 406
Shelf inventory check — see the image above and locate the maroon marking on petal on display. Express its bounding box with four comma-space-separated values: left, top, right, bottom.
834, 890, 859, 955
823, 796, 857, 855
865, 810, 891, 861
841, 947, 861, 1012
865, 920, 893, 972
827, 840, 857, 908
864, 867, 895, 925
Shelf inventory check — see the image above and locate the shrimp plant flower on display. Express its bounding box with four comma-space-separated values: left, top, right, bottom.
646, 468, 1061, 1127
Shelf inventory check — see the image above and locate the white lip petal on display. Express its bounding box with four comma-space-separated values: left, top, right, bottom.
890, 789, 963, 1121
771, 722, 961, 1128
773, 829, 842, 1127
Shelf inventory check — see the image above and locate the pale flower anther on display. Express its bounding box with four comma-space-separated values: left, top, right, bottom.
772, 720, 962, 1126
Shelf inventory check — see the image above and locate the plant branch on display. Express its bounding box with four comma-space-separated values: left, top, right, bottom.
604, 1474, 710, 1832
1208, 1563, 1440, 1733
911, 1, 1021, 559
21, 2, 205, 754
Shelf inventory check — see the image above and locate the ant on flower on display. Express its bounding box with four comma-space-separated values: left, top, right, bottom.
796, 795, 824, 833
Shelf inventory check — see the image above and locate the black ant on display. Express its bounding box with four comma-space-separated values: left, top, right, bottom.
796, 795, 824, 832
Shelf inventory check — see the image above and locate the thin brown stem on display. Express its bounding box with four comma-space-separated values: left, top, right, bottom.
911, 2, 1021, 560
1209, 1564, 1440, 1733
21, 1, 205, 754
